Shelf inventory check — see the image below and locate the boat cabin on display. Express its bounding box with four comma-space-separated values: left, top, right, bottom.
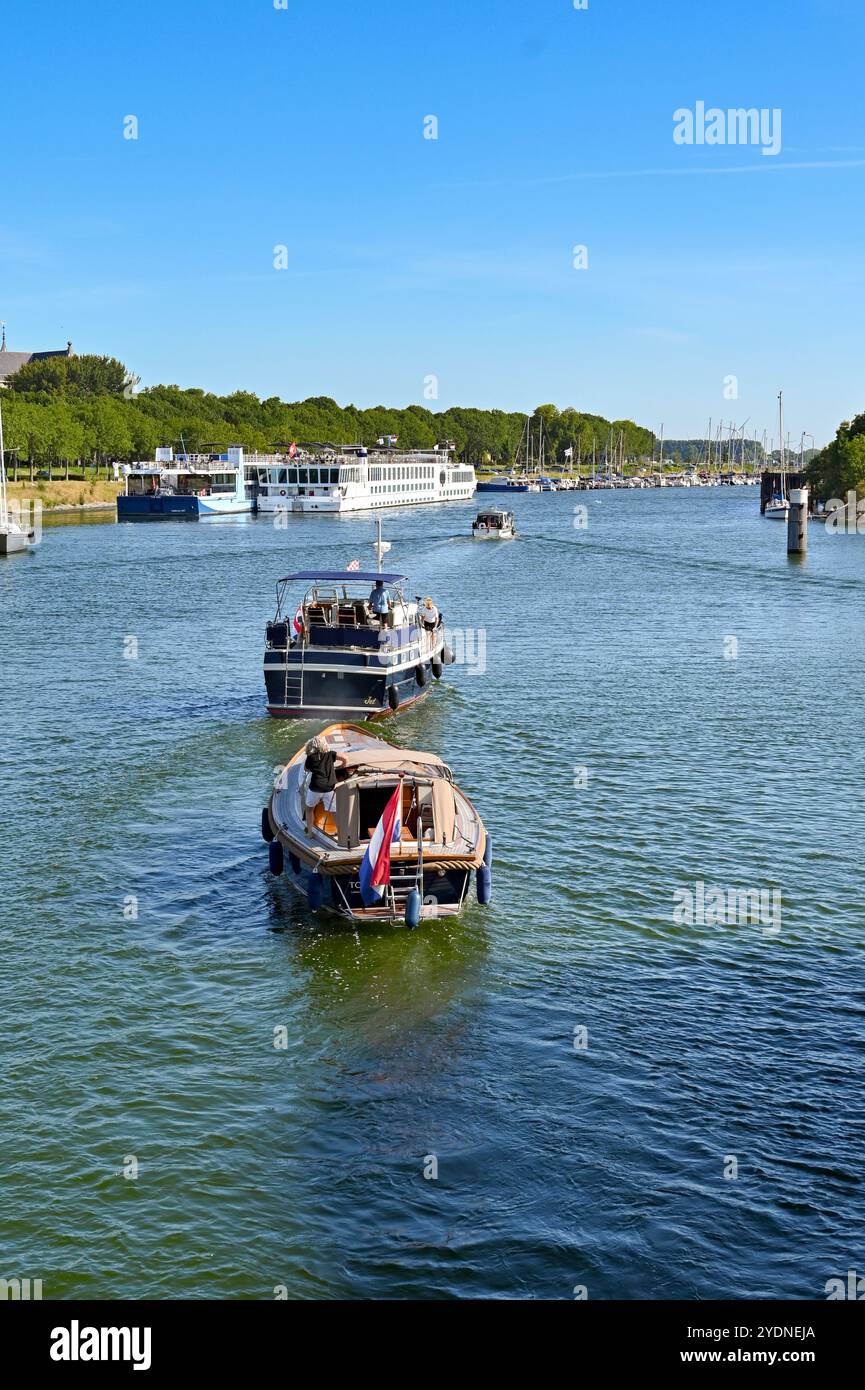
266, 570, 418, 651
309, 749, 457, 850
125, 467, 167, 496
472, 508, 516, 533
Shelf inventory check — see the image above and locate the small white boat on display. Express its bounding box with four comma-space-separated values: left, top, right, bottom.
764, 495, 789, 520
0, 401, 39, 555
472, 507, 517, 539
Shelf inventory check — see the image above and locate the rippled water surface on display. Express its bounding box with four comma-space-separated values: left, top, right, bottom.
2, 488, 863, 1299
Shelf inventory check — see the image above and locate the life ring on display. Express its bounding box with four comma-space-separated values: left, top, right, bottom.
279, 489, 287, 497
388, 684, 400, 710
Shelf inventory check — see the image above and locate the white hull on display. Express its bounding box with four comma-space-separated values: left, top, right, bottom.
764, 505, 789, 520
258, 486, 476, 515
0, 526, 36, 555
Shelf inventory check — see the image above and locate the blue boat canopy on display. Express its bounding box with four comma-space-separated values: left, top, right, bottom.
280, 570, 407, 583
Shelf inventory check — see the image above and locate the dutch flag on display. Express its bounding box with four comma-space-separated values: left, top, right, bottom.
359, 784, 402, 906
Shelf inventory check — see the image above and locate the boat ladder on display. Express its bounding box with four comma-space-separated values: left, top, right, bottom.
385, 795, 428, 915
387, 864, 422, 913
283, 653, 304, 708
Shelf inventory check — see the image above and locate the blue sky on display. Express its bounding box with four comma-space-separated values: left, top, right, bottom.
2, 0, 863, 444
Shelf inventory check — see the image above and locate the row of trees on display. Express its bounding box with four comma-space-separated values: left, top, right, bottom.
806, 413, 865, 500
0, 355, 657, 470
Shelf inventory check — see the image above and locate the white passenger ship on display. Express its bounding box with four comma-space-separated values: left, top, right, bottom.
253, 444, 476, 514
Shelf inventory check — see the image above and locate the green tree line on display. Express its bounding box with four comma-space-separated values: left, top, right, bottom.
1, 354, 656, 470
806, 412, 865, 500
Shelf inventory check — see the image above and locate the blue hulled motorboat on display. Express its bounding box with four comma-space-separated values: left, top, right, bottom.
263, 570, 454, 719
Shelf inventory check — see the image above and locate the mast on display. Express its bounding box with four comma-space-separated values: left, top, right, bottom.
778, 390, 786, 491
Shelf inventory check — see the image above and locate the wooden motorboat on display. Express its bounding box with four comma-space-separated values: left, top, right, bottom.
261, 723, 491, 925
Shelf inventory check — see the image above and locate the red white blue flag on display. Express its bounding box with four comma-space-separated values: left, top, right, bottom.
359, 785, 402, 906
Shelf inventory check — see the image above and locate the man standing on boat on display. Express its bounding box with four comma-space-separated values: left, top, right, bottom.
369, 579, 391, 619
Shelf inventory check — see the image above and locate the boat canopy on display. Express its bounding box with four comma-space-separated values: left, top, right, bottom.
280, 570, 407, 583
339, 748, 449, 775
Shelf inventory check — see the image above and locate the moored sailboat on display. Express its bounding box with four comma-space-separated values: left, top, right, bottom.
0, 401, 39, 555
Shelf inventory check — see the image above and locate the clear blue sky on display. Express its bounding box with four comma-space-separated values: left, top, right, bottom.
2, 0, 864, 445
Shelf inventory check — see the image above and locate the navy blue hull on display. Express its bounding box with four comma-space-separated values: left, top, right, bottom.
117, 495, 199, 519
264, 658, 433, 718
476, 481, 529, 493
281, 857, 469, 916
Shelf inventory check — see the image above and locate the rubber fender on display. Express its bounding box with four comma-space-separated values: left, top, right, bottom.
476, 863, 492, 905
405, 888, 422, 928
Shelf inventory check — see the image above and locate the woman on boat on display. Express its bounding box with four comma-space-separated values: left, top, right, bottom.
417, 596, 439, 630
304, 736, 346, 834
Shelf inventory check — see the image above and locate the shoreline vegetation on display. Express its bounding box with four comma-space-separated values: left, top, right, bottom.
1, 354, 657, 477
4, 351, 848, 508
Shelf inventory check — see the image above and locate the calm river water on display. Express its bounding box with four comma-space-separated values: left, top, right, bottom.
1, 487, 862, 1299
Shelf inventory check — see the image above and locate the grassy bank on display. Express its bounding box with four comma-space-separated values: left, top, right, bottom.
6, 478, 121, 510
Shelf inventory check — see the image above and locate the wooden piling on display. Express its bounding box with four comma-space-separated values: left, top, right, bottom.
787, 486, 809, 555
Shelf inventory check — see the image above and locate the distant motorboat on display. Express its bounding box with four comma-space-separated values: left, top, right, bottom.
476, 474, 529, 494
472, 507, 517, 540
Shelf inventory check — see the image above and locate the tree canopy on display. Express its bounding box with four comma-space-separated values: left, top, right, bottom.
807, 413, 865, 499
0, 356, 656, 468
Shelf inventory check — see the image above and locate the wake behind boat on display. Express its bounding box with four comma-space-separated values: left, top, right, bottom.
261, 723, 491, 925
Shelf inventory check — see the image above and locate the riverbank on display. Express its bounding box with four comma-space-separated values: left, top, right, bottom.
5, 479, 121, 511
